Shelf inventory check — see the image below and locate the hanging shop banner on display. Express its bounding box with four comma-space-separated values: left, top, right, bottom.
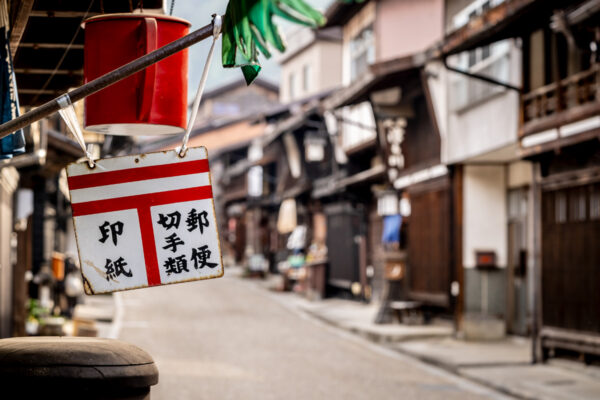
67, 147, 223, 294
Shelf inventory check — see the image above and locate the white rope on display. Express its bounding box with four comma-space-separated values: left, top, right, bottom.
57, 94, 96, 168
179, 14, 222, 157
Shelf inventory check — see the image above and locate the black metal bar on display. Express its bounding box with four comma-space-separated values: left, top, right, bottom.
0, 20, 215, 140
443, 59, 522, 92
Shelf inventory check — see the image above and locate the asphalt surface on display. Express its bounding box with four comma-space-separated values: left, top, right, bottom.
117, 270, 511, 400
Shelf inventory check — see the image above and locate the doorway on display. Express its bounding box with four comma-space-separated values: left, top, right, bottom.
507, 187, 529, 336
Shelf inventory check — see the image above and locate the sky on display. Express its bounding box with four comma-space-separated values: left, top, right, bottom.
169, 0, 334, 98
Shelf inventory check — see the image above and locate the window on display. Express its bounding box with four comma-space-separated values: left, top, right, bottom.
569, 188, 587, 222
340, 102, 376, 150
452, 0, 503, 30
508, 189, 527, 220
449, 0, 510, 110
450, 40, 510, 110
590, 185, 600, 220
350, 25, 375, 81
555, 192, 567, 223
302, 64, 311, 93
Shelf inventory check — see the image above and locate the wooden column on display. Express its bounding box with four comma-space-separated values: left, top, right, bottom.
12, 217, 31, 337
531, 162, 543, 362
451, 165, 464, 333
8, 0, 34, 57
0, 167, 18, 338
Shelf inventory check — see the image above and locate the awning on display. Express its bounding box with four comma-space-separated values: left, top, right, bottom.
438, 0, 571, 57
312, 164, 385, 198
323, 53, 425, 110
322, 1, 368, 28
263, 88, 336, 144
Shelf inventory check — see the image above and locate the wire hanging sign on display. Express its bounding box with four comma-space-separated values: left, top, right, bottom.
64, 14, 224, 294
0, 0, 330, 294
0, 0, 328, 140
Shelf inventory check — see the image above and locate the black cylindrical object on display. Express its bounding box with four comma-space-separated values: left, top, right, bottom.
0, 336, 159, 399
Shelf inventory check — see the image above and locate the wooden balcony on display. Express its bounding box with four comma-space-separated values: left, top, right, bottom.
521, 64, 600, 139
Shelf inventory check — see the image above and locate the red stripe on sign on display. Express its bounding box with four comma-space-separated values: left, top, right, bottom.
68, 159, 210, 190
71, 185, 213, 216
137, 206, 162, 286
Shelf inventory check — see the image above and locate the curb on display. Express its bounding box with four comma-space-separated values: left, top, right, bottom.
286, 296, 525, 399
392, 346, 533, 400
299, 305, 453, 344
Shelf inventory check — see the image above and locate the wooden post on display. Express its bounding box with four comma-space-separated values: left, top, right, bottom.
12, 218, 31, 337
451, 165, 464, 333
358, 235, 368, 301
531, 162, 543, 363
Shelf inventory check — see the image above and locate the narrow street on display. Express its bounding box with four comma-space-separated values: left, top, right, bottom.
117, 271, 510, 400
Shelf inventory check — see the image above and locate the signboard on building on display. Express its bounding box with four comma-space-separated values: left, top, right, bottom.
67, 147, 223, 294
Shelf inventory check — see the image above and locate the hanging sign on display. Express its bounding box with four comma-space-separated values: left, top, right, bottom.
67, 147, 223, 294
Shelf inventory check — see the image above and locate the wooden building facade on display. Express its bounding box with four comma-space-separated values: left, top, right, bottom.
439, 0, 600, 359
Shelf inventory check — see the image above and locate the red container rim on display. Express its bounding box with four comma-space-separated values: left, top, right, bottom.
83, 13, 191, 27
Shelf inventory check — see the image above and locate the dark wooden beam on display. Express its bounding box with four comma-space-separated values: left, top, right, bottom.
32, 0, 163, 13
440, 0, 538, 56
521, 102, 600, 138
15, 68, 83, 75
14, 47, 82, 70
19, 17, 84, 45
29, 10, 100, 18
9, 0, 34, 58
18, 89, 63, 95
18, 43, 85, 49
15, 72, 82, 90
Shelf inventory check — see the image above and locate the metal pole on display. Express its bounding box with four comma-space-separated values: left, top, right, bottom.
443, 59, 522, 93
0, 20, 216, 140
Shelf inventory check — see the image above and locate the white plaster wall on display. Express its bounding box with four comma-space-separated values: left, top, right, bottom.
280, 41, 342, 103
375, 0, 444, 62
447, 92, 519, 163
445, 41, 522, 164
425, 61, 448, 162
463, 165, 507, 269
280, 44, 319, 103
318, 41, 343, 92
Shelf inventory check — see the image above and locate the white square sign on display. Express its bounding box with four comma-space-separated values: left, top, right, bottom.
66, 147, 224, 294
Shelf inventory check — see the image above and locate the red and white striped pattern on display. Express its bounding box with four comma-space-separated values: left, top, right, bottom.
67, 147, 221, 293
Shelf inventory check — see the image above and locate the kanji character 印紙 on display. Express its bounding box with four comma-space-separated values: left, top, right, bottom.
99, 221, 124, 245
104, 257, 132, 281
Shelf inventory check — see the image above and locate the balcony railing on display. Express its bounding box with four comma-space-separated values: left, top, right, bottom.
522, 64, 600, 136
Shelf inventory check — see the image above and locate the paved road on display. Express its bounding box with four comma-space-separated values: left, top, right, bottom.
117, 270, 510, 400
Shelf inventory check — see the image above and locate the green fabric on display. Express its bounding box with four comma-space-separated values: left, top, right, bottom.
222, 0, 326, 85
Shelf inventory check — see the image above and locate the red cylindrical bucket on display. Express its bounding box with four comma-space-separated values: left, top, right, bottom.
84, 14, 190, 135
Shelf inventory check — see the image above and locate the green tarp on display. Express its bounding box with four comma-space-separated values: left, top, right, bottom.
222, 0, 326, 84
